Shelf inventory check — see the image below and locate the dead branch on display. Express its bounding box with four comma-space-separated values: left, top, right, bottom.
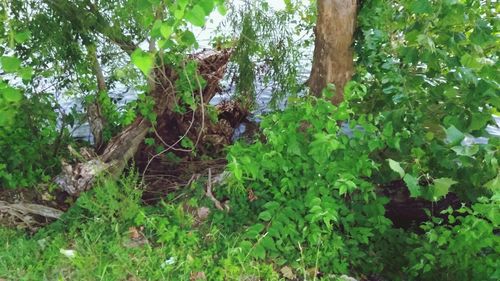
205, 168, 224, 211
0, 200, 64, 219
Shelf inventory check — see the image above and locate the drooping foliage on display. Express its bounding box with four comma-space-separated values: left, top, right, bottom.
223, 0, 310, 110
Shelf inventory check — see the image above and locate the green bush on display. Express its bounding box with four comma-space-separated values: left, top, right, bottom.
226, 95, 392, 274
0, 93, 70, 188
355, 0, 499, 200
405, 196, 500, 280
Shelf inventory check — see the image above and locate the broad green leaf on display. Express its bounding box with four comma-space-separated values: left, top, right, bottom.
180, 30, 197, 46
0, 109, 15, 127
253, 244, 266, 259
388, 159, 405, 178
131, 49, 154, 76
339, 184, 348, 196
19, 67, 33, 80
383, 122, 393, 137
199, 0, 215, 14
160, 23, 173, 39
258, 211, 272, 221
261, 236, 277, 251
245, 223, 265, 238
460, 54, 482, 70
430, 178, 457, 201
263, 201, 280, 210
404, 174, 421, 198
1, 56, 21, 73
14, 31, 31, 43
3, 88, 22, 102
409, 0, 432, 14
230, 156, 242, 181
185, 5, 206, 27
177, 0, 189, 9
484, 173, 500, 191
445, 125, 464, 146
174, 8, 185, 19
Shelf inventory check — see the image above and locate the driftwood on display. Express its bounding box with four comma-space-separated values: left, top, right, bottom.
0, 200, 63, 219
55, 49, 232, 196
0, 200, 63, 230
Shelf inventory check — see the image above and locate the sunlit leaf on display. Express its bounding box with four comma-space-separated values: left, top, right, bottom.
160, 23, 173, 39
14, 30, 31, 43
445, 125, 464, 146
199, 0, 215, 14
131, 49, 154, 76
404, 174, 421, 198
3, 88, 23, 102
388, 159, 405, 178
484, 173, 500, 191
430, 178, 457, 201
185, 5, 206, 27
1, 56, 21, 73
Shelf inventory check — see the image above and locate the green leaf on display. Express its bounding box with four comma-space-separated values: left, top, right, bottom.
180, 30, 197, 46
261, 236, 277, 251
258, 211, 272, 221
460, 54, 482, 70
253, 244, 266, 259
199, 0, 215, 14
19, 67, 33, 80
3, 88, 23, 102
180, 137, 194, 149
160, 23, 173, 39
445, 125, 464, 146
484, 173, 499, 191
144, 138, 155, 146
1, 56, 21, 73
14, 30, 31, 43
131, 49, 154, 76
409, 0, 432, 14
404, 174, 421, 198
0, 109, 15, 127
174, 8, 185, 19
383, 122, 393, 137
245, 223, 265, 238
430, 178, 457, 201
185, 5, 206, 27
388, 159, 405, 178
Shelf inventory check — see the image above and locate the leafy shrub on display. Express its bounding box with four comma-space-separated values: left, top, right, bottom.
404, 196, 500, 280
225, 95, 392, 274
354, 0, 499, 200
0, 93, 71, 188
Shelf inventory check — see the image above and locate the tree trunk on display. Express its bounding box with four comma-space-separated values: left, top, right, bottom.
309, 0, 358, 105
87, 43, 107, 152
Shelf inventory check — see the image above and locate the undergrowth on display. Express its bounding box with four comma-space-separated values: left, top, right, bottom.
1, 96, 498, 281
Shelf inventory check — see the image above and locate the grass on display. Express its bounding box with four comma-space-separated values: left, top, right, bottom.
0, 173, 281, 281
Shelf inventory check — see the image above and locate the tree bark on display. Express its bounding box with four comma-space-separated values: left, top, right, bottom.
87, 43, 107, 151
309, 0, 358, 105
